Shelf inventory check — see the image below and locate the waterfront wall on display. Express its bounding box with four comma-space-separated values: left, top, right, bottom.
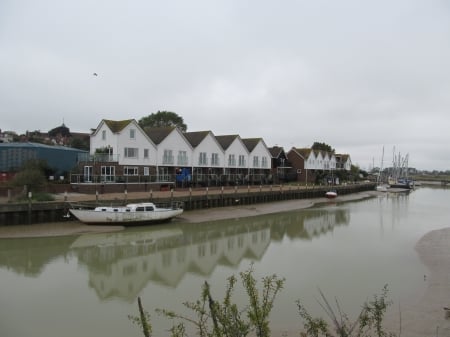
0, 183, 376, 226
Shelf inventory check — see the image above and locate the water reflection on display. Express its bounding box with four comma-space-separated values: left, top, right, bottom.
0, 236, 75, 276
0, 207, 350, 302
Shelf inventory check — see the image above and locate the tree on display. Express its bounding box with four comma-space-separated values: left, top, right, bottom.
311, 142, 335, 153
138, 111, 187, 131
11, 159, 51, 192
69, 137, 89, 151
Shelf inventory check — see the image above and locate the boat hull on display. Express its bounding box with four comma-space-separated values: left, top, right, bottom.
69, 208, 183, 226
325, 191, 337, 199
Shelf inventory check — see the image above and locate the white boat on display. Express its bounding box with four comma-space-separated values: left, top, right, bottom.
325, 190, 337, 199
69, 202, 183, 225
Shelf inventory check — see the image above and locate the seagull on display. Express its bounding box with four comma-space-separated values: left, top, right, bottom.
93, 73, 98, 76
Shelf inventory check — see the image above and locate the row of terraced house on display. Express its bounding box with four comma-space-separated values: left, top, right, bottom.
71, 119, 352, 188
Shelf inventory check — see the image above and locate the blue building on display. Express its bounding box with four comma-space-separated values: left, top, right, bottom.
0, 142, 87, 176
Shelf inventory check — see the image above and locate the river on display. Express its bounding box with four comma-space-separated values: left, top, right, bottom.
0, 186, 449, 337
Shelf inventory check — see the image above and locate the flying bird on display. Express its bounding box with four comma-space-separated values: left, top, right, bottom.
93, 73, 98, 76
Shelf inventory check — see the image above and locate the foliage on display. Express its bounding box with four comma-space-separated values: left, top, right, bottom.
15, 192, 55, 202
131, 265, 285, 337
130, 270, 396, 337
10, 159, 50, 192
129, 297, 152, 337
69, 137, 89, 151
312, 142, 335, 153
138, 111, 187, 131
297, 285, 396, 337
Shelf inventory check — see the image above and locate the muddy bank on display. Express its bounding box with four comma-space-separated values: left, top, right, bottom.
0, 192, 374, 239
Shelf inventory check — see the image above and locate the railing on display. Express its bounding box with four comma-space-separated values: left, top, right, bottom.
70, 173, 274, 186
78, 153, 120, 162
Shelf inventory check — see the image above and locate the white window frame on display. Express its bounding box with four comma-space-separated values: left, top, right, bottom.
130, 129, 136, 139
163, 149, 174, 165
198, 152, 207, 165
228, 154, 236, 167
253, 156, 259, 168
101, 166, 115, 182
211, 153, 220, 166
124, 147, 138, 158
124, 166, 138, 176
177, 150, 188, 166
238, 155, 246, 167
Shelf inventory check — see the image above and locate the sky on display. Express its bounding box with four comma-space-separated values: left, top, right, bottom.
1, 0, 449, 171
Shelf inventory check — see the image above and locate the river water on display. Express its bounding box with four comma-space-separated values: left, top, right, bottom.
0, 186, 449, 337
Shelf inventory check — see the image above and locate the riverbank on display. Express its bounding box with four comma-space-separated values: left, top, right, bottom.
1, 189, 448, 337
0, 190, 375, 239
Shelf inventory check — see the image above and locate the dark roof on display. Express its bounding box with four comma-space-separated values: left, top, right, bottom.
0, 142, 85, 152
103, 119, 134, 133
143, 127, 176, 145
291, 147, 313, 158
184, 131, 210, 147
268, 146, 285, 158
241, 138, 261, 152
215, 135, 239, 150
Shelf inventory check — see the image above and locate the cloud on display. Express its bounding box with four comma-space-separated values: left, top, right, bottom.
1, 0, 449, 171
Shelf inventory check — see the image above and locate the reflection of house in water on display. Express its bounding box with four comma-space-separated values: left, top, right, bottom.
69, 206, 350, 303
0, 236, 76, 276
71, 221, 271, 302
303, 208, 350, 237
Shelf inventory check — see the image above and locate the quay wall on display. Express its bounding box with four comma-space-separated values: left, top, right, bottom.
0, 183, 376, 226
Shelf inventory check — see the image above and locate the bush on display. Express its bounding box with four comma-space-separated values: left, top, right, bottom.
130, 269, 396, 337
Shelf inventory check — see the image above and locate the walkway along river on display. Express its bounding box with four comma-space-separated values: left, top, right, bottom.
0, 183, 375, 225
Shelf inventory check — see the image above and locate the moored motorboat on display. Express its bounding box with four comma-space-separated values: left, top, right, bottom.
325, 190, 337, 199
69, 202, 183, 225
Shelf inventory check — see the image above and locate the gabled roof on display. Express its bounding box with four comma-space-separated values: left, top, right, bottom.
268, 146, 285, 158
241, 138, 261, 152
103, 119, 134, 133
336, 154, 351, 161
215, 135, 240, 150
143, 127, 176, 145
184, 131, 210, 147
291, 147, 313, 158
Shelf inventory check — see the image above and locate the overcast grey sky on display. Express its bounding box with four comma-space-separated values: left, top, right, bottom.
1, 0, 449, 171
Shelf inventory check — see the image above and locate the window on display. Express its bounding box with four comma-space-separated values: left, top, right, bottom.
101, 166, 115, 182
211, 153, 220, 166
228, 154, 236, 166
102, 130, 106, 140
261, 156, 268, 168
143, 148, 149, 159
238, 155, 246, 167
124, 147, 138, 158
163, 150, 174, 164
253, 156, 259, 168
124, 166, 138, 175
143, 167, 150, 176
130, 129, 135, 139
177, 151, 188, 165
198, 152, 207, 165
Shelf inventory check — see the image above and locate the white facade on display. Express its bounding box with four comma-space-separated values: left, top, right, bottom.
223, 136, 249, 170
189, 132, 225, 169
246, 140, 272, 170
155, 128, 193, 167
